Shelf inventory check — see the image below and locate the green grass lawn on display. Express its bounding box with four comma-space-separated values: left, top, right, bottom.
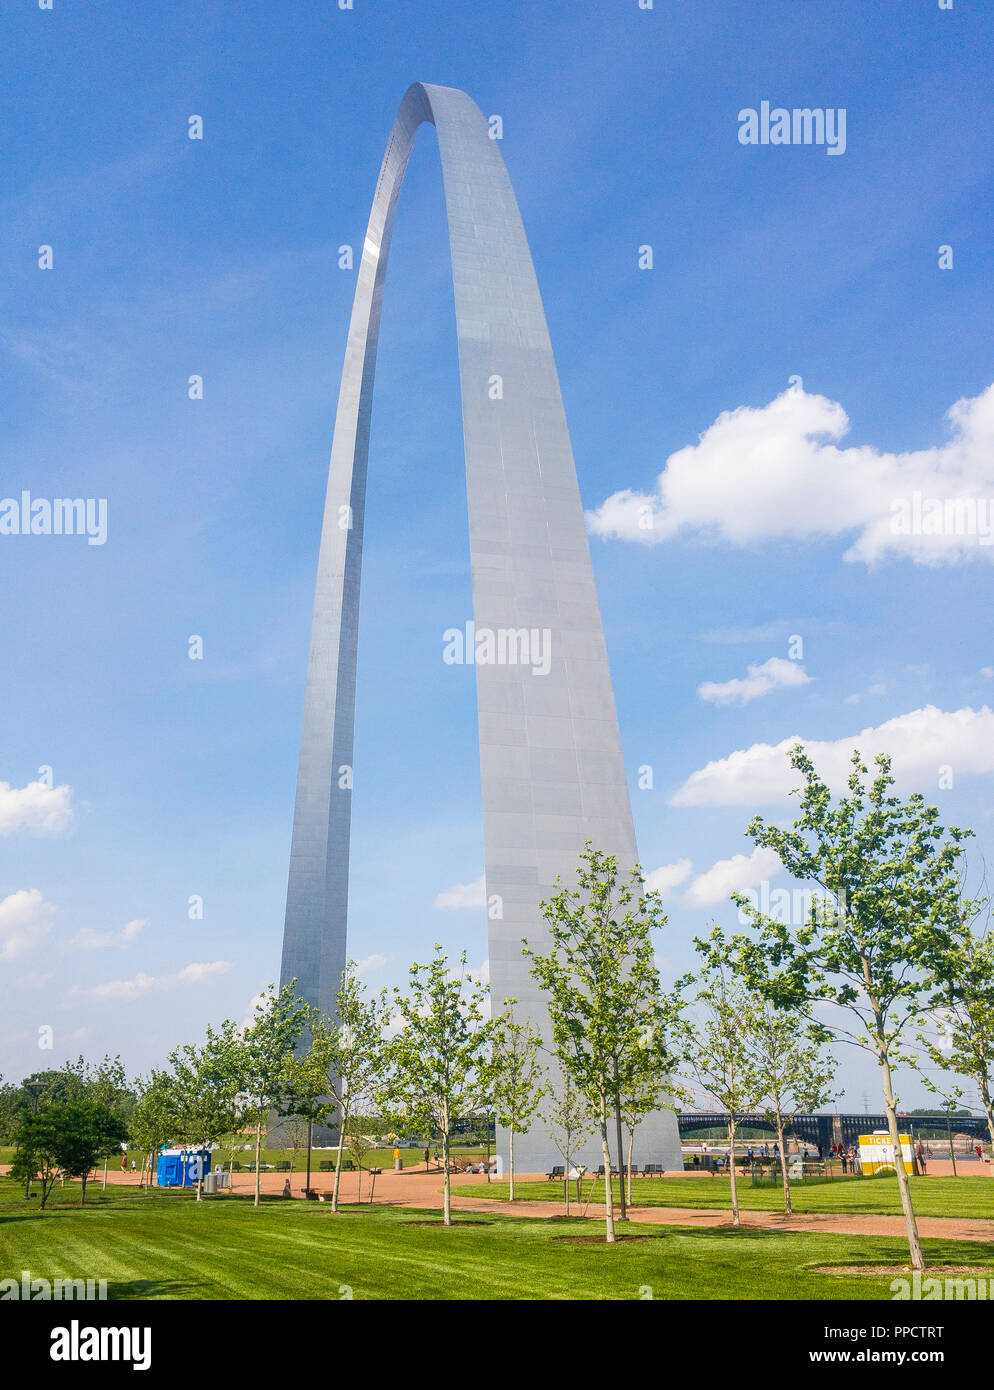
2, 1178, 991, 1301
485, 1173, 994, 1220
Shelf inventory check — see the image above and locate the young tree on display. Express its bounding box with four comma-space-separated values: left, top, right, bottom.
542, 1069, 595, 1215
386, 947, 494, 1226
53, 1101, 129, 1207
919, 908, 994, 1153
618, 1048, 686, 1208
80, 1056, 135, 1189
240, 983, 313, 1207
733, 747, 971, 1271
129, 1070, 178, 1190
488, 1008, 545, 1201
524, 844, 672, 1243
344, 1114, 391, 1203
309, 962, 392, 1211
747, 999, 838, 1213
11, 1101, 127, 1208
10, 1110, 62, 1209
169, 1021, 245, 1202
677, 949, 767, 1227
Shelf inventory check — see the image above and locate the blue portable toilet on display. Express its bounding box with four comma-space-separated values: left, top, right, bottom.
156, 1147, 211, 1187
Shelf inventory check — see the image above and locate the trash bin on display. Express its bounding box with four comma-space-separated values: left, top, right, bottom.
204, 1171, 217, 1195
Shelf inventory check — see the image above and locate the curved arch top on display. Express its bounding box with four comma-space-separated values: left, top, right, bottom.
279, 84, 680, 1171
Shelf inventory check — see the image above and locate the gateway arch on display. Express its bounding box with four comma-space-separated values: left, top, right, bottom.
279, 82, 682, 1172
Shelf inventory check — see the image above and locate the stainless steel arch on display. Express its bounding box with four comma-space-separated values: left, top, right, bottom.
279, 82, 681, 1171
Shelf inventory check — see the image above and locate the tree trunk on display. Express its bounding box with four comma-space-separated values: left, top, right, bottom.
442, 1129, 452, 1226
81, 1173, 88, 1207
305, 1119, 313, 1200
508, 1125, 515, 1202
880, 1051, 924, 1271
727, 1120, 740, 1226
332, 1106, 349, 1212
984, 1097, 994, 1156
253, 1118, 263, 1208
614, 1094, 627, 1221
776, 1117, 792, 1215
102, 1158, 108, 1190
626, 1128, 635, 1208
600, 1110, 616, 1244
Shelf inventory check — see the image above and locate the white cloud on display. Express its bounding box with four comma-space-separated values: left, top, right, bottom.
684, 847, 783, 908
89, 971, 155, 1000
0, 888, 56, 961
587, 381, 994, 566
672, 703, 994, 807
0, 780, 73, 835
698, 656, 812, 706
175, 960, 231, 984
433, 874, 486, 910
355, 953, 387, 975
644, 859, 693, 899
71, 918, 149, 950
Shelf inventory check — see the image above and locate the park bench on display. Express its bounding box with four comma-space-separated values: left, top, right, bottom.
274, 1161, 292, 1172
547, 1165, 565, 1182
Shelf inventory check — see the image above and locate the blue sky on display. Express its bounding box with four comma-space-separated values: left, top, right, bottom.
2, 0, 993, 1114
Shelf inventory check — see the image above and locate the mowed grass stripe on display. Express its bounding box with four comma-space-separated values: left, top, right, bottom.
3, 1182, 992, 1300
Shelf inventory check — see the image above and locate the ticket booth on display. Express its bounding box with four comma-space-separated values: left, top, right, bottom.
858, 1132, 915, 1176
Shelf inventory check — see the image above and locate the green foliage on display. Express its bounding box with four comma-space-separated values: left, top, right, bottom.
488, 1008, 545, 1139
727, 746, 972, 1270
168, 1021, 245, 1178
918, 906, 994, 1148
307, 962, 392, 1207
12, 1100, 128, 1208
525, 844, 676, 1239
386, 946, 493, 1223
129, 1071, 179, 1181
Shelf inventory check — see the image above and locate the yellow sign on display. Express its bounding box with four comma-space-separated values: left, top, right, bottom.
858, 1132, 915, 1176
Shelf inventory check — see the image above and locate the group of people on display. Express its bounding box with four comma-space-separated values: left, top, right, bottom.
828, 1143, 863, 1174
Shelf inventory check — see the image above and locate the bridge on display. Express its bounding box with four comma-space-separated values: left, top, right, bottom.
678, 1112, 989, 1152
